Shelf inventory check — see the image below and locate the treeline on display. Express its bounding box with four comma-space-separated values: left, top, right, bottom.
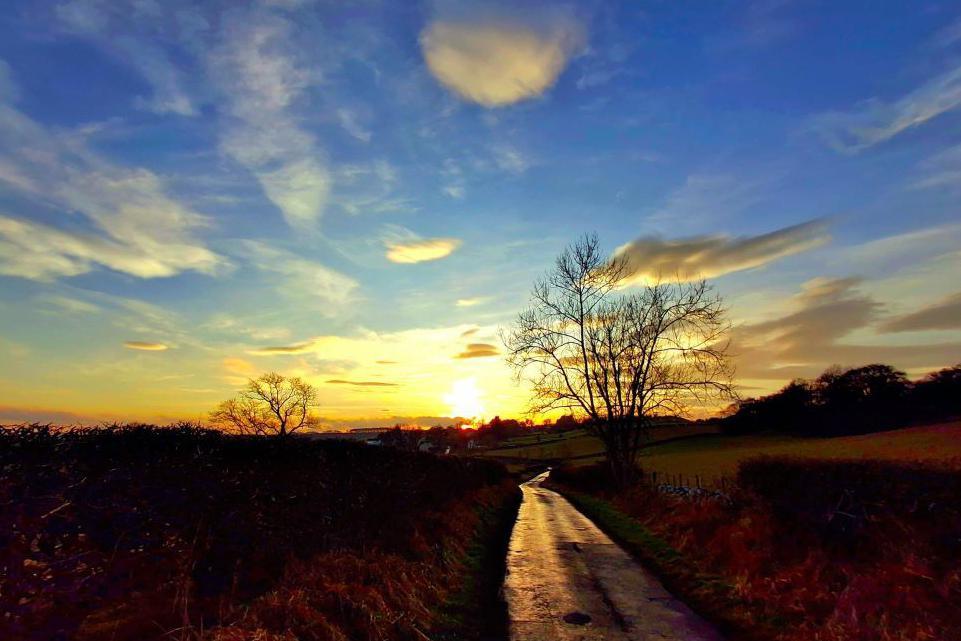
723, 363, 961, 436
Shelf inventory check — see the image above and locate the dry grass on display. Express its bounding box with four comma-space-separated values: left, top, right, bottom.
553, 454, 961, 641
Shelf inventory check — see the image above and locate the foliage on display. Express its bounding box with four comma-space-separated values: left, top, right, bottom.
551, 457, 961, 641
724, 363, 961, 436
0, 424, 514, 641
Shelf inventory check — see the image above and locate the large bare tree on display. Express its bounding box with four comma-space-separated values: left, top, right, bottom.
210, 372, 318, 437
504, 234, 734, 484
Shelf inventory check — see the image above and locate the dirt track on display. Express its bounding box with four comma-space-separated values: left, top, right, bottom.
503, 471, 723, 641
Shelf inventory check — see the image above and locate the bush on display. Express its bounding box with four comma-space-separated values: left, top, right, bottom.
0, 424, 512, 641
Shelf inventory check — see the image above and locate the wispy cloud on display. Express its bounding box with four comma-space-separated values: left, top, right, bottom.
881, 291, 961, 333
420, 12, 585, 107
455, 342, 499, 359
248, 340, 317, 355
212, 11, 330, 228
241, 241, 358, 310
0, 73, 225, 281
123, 341, 169, 351
326, 379, 397, 387
336, 108, 372, 143
732, 277, 961, 380
615, 220, 829, 284
55, 0, 197, 116
811, 64, 961, 153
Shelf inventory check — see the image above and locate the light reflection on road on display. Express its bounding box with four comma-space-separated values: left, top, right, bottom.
503, 471, 724, 641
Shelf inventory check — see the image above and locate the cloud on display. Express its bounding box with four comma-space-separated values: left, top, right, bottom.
241, 241, 358, 310
881, 292, 961, 333
248, 340, 317, 355
420, 15, 585, 107
336, 108, 372, 143
55, 2, 197, 116
456, 297, 488, 307
491, 144, 532, 174
732, 277, 961, 381
811, 63, 961, 153
614, 220, 829, 284
37, 295, 101, 314
0, 82, 225, 281
212, 11, 330, 228
326, 379, 397, 387
913, 144, 961, 191
385, 237, 462, 264
455, 342, 499, 359
123, 340, 169, 351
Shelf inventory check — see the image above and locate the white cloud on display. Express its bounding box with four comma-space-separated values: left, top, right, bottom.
336, 108, 372, 143
812, 63, 961, 153
385, 237, 462, 264
241, 240, 358, 310
55, 1, 197, 116
0, 86, 224, 281
614, 220, 829, 284
420, 15, 585, 107
212, 12, 330, 228
456, 297, 489, 307
491, 144, 532, 174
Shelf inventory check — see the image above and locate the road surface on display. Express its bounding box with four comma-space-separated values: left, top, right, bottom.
503, 471, 723, 641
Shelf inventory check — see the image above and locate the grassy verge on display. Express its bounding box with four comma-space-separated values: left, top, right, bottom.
547, 484, 777, 641
434, 485, 521, 641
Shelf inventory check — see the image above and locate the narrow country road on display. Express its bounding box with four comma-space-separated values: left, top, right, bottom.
503, 471, 724, 641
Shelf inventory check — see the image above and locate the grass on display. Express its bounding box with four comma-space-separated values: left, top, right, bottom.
549, 453, 961, 641
636, 421, 961, 486
553, 488, 774, 641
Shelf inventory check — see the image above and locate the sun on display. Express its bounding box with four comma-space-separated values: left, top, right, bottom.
444, 378, 485, 420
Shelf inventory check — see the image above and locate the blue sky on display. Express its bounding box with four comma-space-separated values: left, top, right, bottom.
1, 0, 960, 426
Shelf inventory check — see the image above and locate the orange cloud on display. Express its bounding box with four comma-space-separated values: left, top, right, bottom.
123, 341, 168, 351
455, 342, 499, 359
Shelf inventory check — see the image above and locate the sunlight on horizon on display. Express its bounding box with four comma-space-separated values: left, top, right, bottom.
444, 378, 485, 421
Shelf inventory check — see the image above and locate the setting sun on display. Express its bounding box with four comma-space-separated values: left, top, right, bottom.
444, 378, 485, 420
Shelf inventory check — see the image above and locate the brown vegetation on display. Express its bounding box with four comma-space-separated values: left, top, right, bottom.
551, 455, 961, 641
0, 424, 516, 641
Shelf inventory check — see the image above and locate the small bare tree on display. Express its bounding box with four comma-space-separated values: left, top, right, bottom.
504, 234, 734, 484
210, 372, 318, 437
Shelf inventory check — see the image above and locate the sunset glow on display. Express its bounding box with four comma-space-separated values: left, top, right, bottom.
0, 2, 959, 429
444, 378, 485, 421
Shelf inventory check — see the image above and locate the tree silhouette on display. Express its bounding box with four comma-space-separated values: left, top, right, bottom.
210, 372, 318, 437
504, 233, 734, 484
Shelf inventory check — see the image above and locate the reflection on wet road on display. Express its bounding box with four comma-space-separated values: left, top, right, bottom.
503, 471, 724, 641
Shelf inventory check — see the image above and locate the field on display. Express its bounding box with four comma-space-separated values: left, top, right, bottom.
476, 423, 721, 465
637, 421, 961, 486
0, 425, 518, 641
497, 421, 961, 486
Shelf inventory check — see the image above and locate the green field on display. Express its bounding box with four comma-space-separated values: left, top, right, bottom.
637, 421, 961, 486
479, 421, 961, 486
477, 423, 721, 463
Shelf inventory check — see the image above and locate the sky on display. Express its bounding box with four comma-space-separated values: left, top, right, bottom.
1, 0, 960, 428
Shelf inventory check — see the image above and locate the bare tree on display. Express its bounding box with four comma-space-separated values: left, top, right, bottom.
210, 372, 318, 437
503, 234, 734, 484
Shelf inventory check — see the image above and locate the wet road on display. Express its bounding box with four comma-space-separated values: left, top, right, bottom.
503, 471, 724, 641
